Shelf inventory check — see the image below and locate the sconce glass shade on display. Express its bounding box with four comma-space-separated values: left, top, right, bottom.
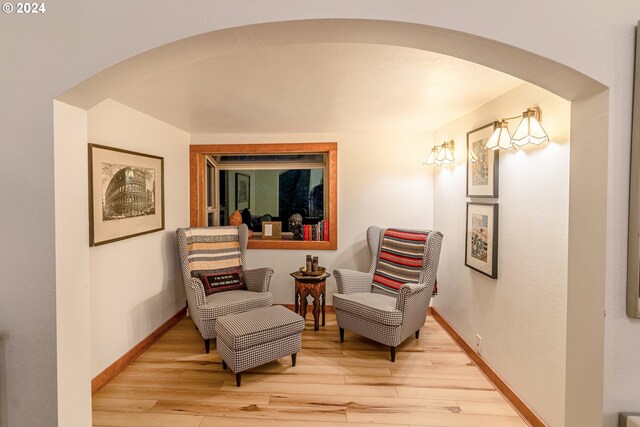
468, 148, 478, 163
435, 141, 455, 165
485, 120, 512, 150
423, 147, 438, 165
424, 141, 454, 166
512, 109, 549, 146
444, 141, 455, 164
435, 144, 447, 163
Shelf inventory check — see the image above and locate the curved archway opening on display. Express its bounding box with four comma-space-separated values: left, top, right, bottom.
55, 18, 608, 427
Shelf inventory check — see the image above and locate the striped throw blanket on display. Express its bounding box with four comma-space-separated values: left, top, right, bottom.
185, 227, 242, 274
372, 228, 429, 296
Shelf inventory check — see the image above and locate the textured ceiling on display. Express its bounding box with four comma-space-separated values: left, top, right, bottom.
109, 43, 522, 133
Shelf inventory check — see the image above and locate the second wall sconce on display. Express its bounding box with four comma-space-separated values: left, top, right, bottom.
424, 140, 455, 166
485, 106, 549, 150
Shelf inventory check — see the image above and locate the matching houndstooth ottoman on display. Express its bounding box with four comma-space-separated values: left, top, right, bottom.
215, 305, 305, 387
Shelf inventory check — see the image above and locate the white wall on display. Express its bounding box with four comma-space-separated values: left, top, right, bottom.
191, 132, 435, 304
1, 3, 639, 427
54, 97, 192, 420
563, 89, 610, 426
87, 99, 190, 376
432, 83, 571, 426
54, 101, 92, 426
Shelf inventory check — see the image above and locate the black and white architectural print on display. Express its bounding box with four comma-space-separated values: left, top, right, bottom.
89, 144, 164, 246
102, 164, 156, 221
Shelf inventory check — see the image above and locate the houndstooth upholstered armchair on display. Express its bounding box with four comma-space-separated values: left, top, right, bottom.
176, 224, 273, 353
333, 226, 443, 362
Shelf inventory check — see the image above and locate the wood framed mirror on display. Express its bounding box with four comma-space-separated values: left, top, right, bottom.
190, 142, 337, 250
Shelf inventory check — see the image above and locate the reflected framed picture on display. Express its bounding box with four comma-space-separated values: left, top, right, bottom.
235, 173, 250, 210
465, 202, 498, 279
467, 122, 499, 197
88, 144, 164, 246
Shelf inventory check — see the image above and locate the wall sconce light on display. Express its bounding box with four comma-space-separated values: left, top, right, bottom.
424, 140, 455, 166
485, 106, 549, 151
512, 107, 549, 146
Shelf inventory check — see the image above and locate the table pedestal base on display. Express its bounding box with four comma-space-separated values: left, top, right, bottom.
294, 280, 326, 331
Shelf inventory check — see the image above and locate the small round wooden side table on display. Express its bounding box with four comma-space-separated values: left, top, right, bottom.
289, 270, 331, 331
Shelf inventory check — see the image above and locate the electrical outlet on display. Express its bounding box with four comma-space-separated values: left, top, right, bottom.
475, 334, 482, 354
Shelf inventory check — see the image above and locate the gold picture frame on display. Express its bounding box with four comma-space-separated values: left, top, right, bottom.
261, 221, 282, 240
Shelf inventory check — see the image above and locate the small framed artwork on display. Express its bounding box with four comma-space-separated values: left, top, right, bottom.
88, 144, 164, 246
235, 173, 250, 210
467, 121, 499, 198
465, 202, 499, 279
261, 221, 282, 240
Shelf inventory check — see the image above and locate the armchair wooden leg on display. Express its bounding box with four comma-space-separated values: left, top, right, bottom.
415, 330, 420, 339
390, 346, 397, 362
236, 373, 242, 387
339, 327, 344, 343
222, 360, 227, 370
204, 339, 211, 354
291, 353, 297, 367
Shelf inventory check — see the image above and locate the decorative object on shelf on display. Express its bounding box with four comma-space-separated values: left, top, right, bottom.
465, 202, 499, 279
261, 221, 282, 240
299, 265, 326, 276
306, 255, 312, 272
235, 173, 250, 210
312, 256, 319, 272
303, 220, 329, 241
424, 140, 455, 166
288, 213, 304, 240
229, 210, 242, 226
88, 143, 164, 246
467, 122, 499, 198
485, 106, 549, 150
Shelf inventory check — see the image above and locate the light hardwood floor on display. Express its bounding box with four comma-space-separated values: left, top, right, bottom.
92, 311, 530, 427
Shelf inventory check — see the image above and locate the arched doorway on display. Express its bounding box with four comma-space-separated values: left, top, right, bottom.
55, 19, 608, 427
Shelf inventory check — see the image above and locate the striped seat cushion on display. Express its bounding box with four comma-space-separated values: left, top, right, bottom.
185, 227, 245, 294
372, 228, 429, 296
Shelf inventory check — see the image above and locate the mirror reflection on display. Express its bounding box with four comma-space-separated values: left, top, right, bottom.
206, 153, 328, 241
219, 168, 324, 234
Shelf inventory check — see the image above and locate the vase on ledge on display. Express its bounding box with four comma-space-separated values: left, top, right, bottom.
229, 210, 242, 226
